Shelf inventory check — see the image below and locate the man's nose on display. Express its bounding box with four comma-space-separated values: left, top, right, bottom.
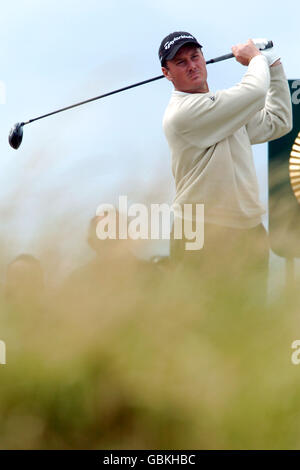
187, 60, 196, 70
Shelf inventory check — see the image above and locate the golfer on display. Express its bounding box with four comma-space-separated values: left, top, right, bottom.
159, 32, 292, 301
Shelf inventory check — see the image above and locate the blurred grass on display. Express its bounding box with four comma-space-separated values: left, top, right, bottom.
1, 233, 300, 450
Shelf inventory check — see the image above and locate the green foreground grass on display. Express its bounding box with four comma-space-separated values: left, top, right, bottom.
1, 248, 300, 450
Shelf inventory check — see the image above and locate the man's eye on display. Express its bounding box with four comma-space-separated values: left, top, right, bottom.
176, 61, 184, 65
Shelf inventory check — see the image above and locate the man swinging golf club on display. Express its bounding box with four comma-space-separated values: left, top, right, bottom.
159, 32, 292, 303
8, 38, 274, 149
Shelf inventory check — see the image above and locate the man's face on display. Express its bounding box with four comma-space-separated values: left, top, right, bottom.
162, 44, 208, 93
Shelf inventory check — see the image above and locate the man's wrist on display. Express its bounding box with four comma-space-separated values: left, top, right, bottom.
270, 59, 281, 67
248, 52, 262, 64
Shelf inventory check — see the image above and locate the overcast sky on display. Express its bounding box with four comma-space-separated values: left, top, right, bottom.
0, 0, 298, 269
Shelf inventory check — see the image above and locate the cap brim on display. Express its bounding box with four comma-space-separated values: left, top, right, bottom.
165, 40, 202, 62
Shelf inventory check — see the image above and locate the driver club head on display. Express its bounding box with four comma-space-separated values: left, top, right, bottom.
9, 122, 24, 150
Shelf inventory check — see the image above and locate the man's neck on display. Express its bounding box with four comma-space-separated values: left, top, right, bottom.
174, 83, 209, 94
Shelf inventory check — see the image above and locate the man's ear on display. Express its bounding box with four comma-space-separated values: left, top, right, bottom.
162, 66, 173, 82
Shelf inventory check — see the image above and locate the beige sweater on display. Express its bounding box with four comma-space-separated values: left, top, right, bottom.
163, 55, 292, 228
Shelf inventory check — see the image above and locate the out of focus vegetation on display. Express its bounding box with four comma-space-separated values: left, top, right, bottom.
0, 228, 300, 450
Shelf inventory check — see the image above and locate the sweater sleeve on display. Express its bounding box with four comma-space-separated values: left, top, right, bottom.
245, 64, 293, 144
170, 55, 270, 148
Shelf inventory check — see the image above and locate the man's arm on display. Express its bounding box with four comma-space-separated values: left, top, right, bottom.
245, 62, 293, 144
169, 54, 270, 149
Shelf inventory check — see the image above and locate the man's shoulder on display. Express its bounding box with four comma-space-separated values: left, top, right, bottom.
163, 92, 193, 123
166, 90, 213, 112
163, 91, 212, 131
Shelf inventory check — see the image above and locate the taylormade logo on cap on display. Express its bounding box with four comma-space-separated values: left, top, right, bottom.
164, 34, 195, 50
158, 31, 202, 66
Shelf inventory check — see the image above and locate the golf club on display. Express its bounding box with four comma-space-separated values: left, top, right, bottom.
9, 40, 273, 150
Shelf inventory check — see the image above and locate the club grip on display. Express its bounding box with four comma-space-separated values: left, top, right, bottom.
262, 40, 273, 50
206, 40, 273, 64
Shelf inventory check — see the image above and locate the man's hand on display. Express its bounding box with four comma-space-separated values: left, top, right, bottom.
231, 39, 261, 66
252, 38, 281, 66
